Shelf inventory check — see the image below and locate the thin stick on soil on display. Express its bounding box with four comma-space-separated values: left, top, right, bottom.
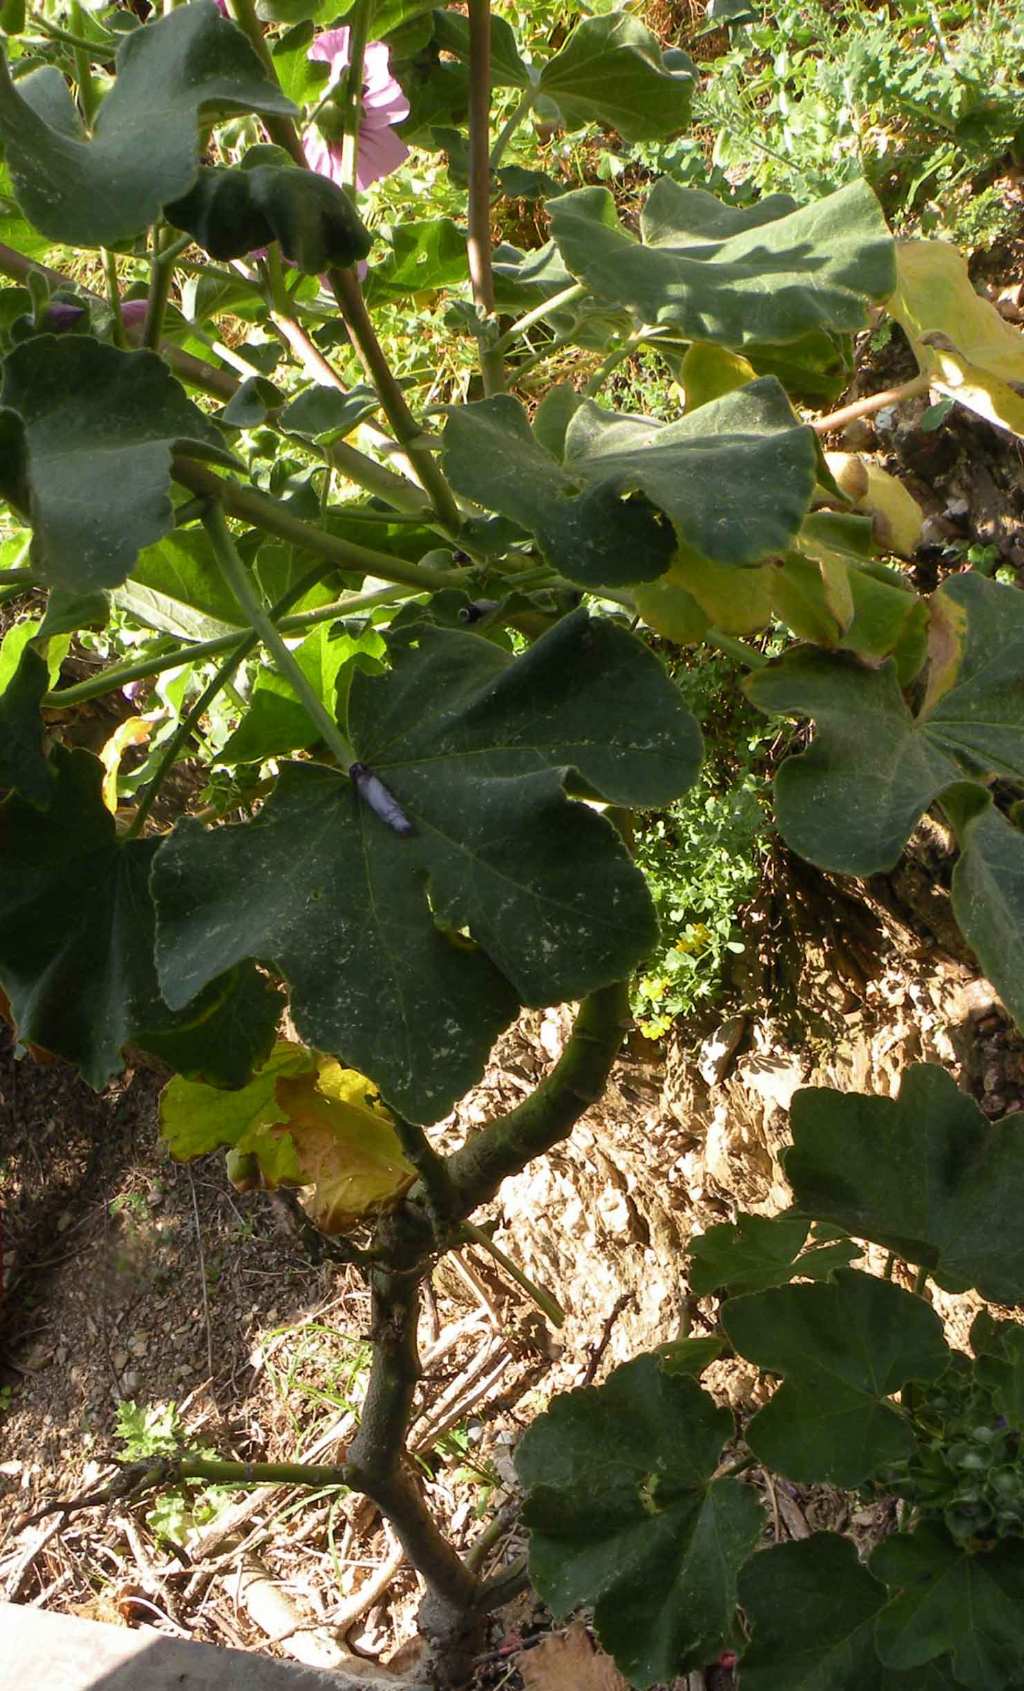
188, 1166, 215, 1384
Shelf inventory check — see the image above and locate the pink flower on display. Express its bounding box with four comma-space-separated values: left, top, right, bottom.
304, 29, 410, 192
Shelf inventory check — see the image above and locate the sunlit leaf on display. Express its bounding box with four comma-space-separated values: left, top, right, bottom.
547, 179, 894, 349
442, 382, 817, 589
0, 1, 297, 248
724, 1270, 949, 1484
515, 1355, 762, 1687
154, 612, 701, 1120
786, 1063, 1024, 1305
538, 13, 694, 141
889, 241, 1024, 438
0, 337, 233, 594
746, 573, 1024, 875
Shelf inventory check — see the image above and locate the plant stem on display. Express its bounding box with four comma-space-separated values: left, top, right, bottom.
266, 310, 433, 513
344, 1262, 480, 1613
144, 229, 189, 352
391, 1119, 460, 1233
490, 86, 534, 170
912, 1264, 930, 1296
466, 0, 505, 396
338, 0, 371, 197
173, 1455, 352, 1488
101, 249, 126, 347
704, 627, 770, 669
327, 267, 464, 529
583, 334, 641, 398
203, 502, 357, 768
812, 373, 931, 434
228, 0, 308, 166
493, 281, 589, 356
28, 11, 113, 53
172, 457, 462, 592
445, 981, 630, 1213
218, 0, 464, 526
42, 577, 459, 711
124, 562, 327, 839
70, 0, 99, 125
459, 1220, 565, 1328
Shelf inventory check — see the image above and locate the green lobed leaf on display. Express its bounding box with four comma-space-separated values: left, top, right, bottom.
0, 336, 233, 595
745, 573, 1024, 876
127, 530, 246, 635
786, 1063, 1024, 1306
739, 1533, 888, 1690
442, 381, 817, 589
166, 164, 372, 272
281, 383, 380, 441
220, 375, 284, 430
430, 8, 529, 89
0, 746, 283, 1089
0, 644, 53, 808
515, 1355, 762, 1687
537, 13, 695, 142
0, 1, 297, 248
153, 612, 701, 1121
972, 1312, 1024, 1429
946, 786, 1024, 1032
872, 1525, 1024, 1689
364, 217, 469, 300
723, 1269, 950, 1485
547, 178, 894, 349
688, 1213, 859, 1298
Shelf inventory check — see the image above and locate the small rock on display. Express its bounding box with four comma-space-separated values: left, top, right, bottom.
111, 1347, 129, 1372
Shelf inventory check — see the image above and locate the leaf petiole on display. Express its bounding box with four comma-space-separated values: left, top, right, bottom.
203, 501, 357, 769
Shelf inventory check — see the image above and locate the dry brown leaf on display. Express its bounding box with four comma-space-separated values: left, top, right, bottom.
518, 1622, 630, 1691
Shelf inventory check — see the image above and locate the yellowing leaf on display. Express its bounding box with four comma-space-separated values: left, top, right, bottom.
160, 1039, 316, 1160
679, 341, 757, 412
272, 1060, 415, 1233
825, 453, 924, 557
100, 716, 152, 813
891, 241, 1024, 383
633, 573, 710, 644
889, 241, 1024, 438
926, 342, 1024, 439
670, 546, 773, 636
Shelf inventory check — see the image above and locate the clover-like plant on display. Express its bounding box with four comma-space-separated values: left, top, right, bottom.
1, 1, 1022, 1685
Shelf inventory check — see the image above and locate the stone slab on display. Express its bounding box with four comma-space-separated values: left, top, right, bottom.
0, 1601, 375, 1690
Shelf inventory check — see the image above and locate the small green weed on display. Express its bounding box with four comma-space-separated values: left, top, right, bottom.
686, 0, 1024, 247
115, 1400, 233, 1544
631, 654, 773, 1038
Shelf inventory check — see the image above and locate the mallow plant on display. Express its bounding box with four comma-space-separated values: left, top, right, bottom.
2, 0, 1024, 1685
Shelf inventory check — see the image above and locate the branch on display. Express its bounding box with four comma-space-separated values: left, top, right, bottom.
43, 575, 452, 712
812, 373, 931, 434
445, 981, 630, 1214
203, 500, 357, 766
125, 558, 328, 838
0, 240, 430, 518
345, 1262, 480, 1613
326, 267, 464, 529
172, 457, 463, 593
466, 0, 505, 396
